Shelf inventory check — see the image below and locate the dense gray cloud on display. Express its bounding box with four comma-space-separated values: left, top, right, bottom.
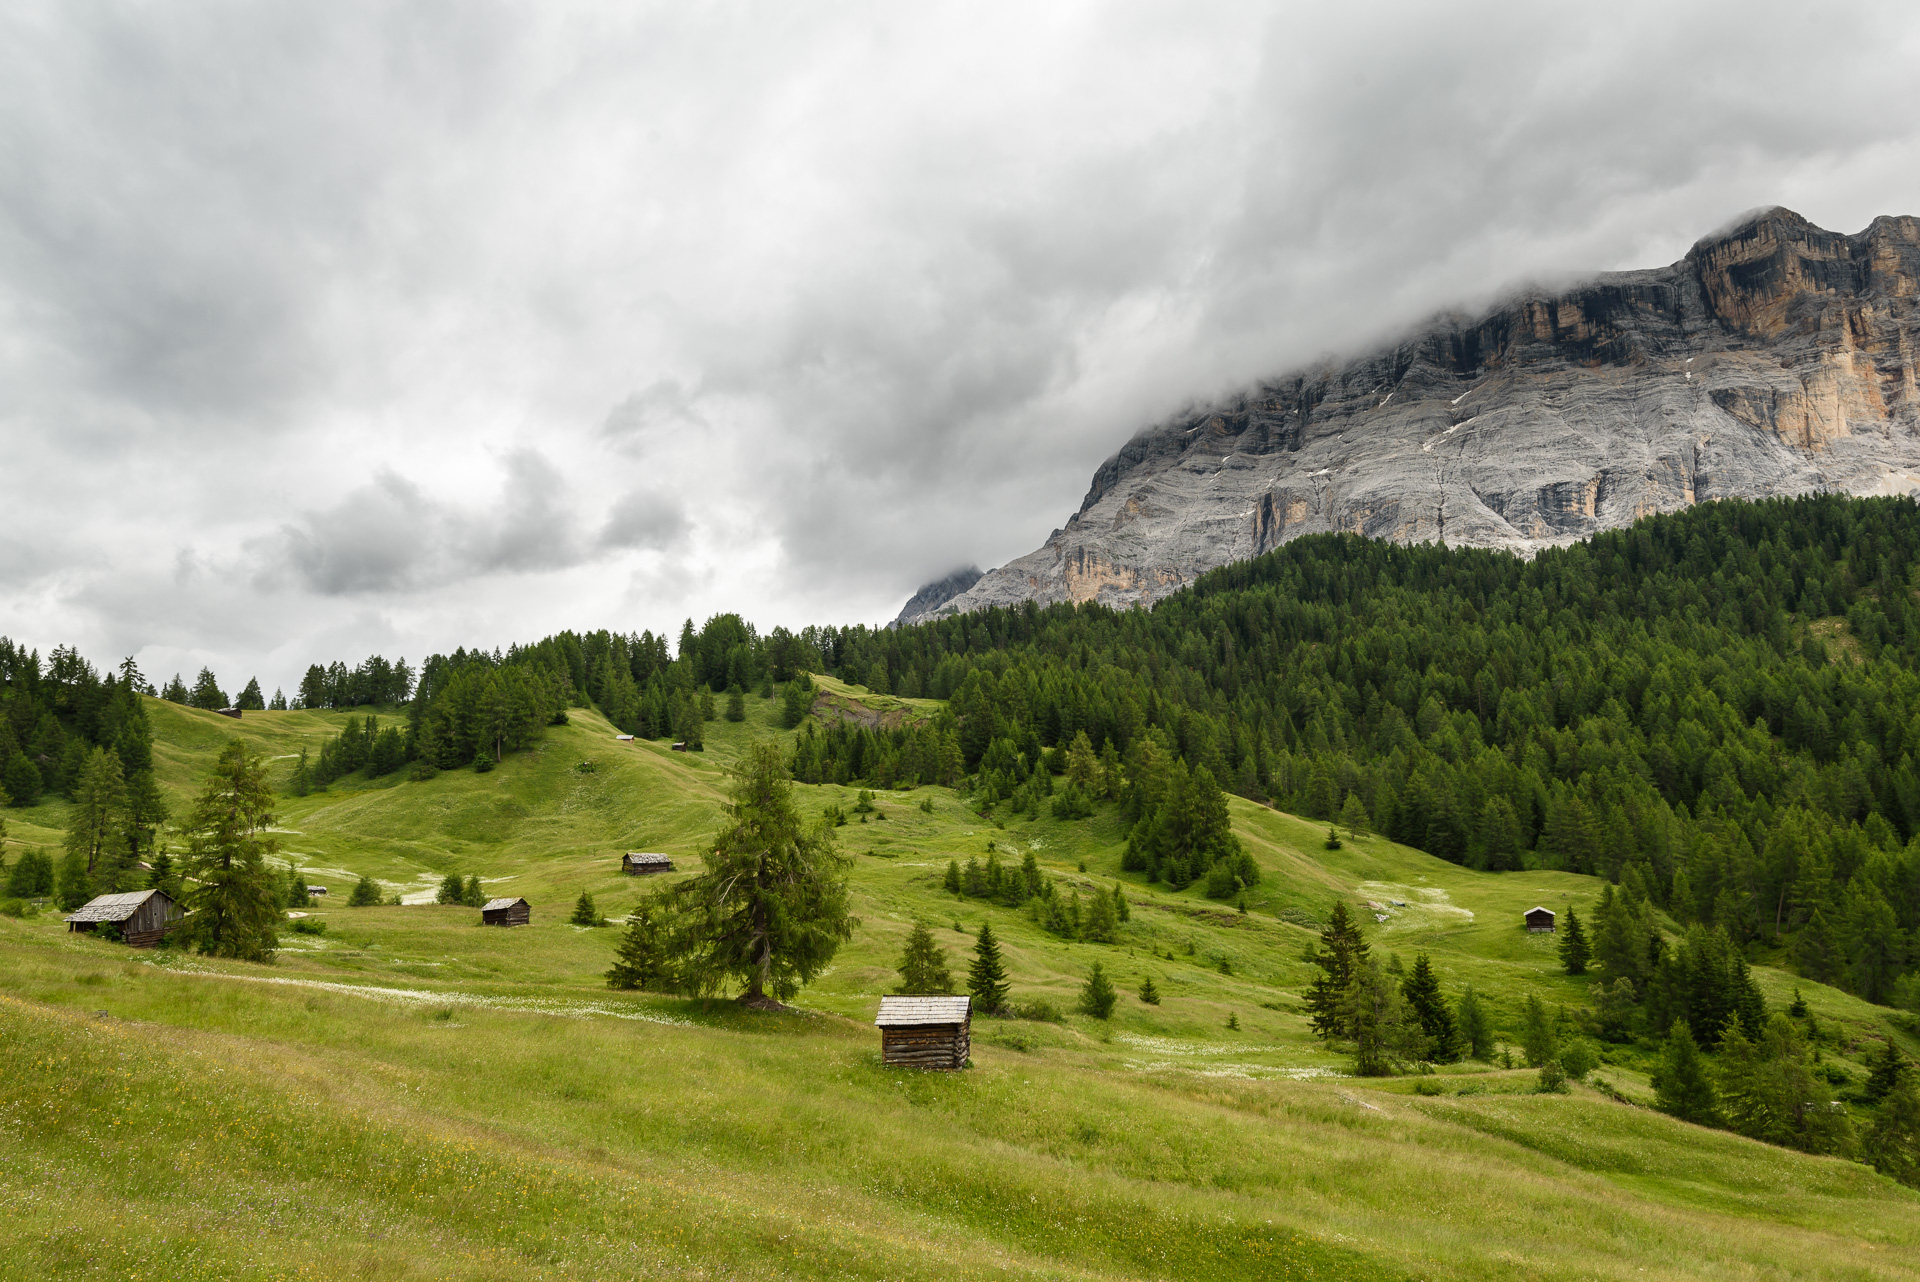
4, 1, 1920, 692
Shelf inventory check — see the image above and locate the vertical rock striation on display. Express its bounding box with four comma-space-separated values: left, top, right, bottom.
901, 208, 1920, 625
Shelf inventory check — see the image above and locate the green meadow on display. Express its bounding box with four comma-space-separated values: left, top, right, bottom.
2, 684, 1918, 1280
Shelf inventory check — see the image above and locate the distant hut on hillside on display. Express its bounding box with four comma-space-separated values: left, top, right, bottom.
670, 741, 689, 752
621, 852, 674, 875
614, 734, 634, 742
1524, 906, 1556, 933
64, 889, 181, 948
875, 995, 971, 1071
307, 885, 328, 896
481, 897, 531, 927
215, 708, 242, 719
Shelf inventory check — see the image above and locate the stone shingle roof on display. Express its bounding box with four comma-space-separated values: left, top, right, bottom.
481, 898, 526, 912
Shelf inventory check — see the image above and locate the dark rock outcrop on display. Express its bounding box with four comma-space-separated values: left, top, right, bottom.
890, 566, 984, 628
901, 208, 1920, 624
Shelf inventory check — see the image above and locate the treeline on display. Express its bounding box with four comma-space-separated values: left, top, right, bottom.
295, 655, 414, 709
157, 667, 273, 711
791, 495, 1920, 1010
0, 642, 166, 901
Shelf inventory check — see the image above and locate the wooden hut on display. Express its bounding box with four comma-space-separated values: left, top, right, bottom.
481, 897, 531, 927
1524, 906, 1556, 933
215, 708, 242, 719
670, 741, 689, 752
621, 852, 675, 875
307, 885, 328, 896
875, 995, 971, 1071
64, 889, 181, 948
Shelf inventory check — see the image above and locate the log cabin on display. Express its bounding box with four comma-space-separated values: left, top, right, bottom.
481, 897, 531, 927
621, 853, 675, 875
875, 995, 971, 1071
1524, 906, 1557, 933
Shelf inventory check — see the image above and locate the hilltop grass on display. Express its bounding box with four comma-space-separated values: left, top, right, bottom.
2, 690, 1918, 1278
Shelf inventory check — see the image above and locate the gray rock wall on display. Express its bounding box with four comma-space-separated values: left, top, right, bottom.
900, 208, 1920, 625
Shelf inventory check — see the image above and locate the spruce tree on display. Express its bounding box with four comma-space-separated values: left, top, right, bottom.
1456, 983, 1494, 1060
894, 922, 955, 994
285, 863, 312, 908
1865, 1073, 1920, 1189
725, 686, 746, 722
1520, 994, 1558, 1067
1110, 882, 1130, 922
177, 741, 282, 962
1078, 961, 1116, 1019
967, 920, 1010, 1014
1558, 906, 1591, 975
435, 873, 465, 905
236, 678, 266, 710
1304, 901, 1371, 1042
1654, 1020, 1720, 1125
571, 891, 600, 926
944, 859, 962, 894
463, 874, 485, 907
606, 898, 676, 992
1084, 885, 1118, 943
1139, 975, 1161, 1005
1400, 953, 1459, 1062
1866, 1038, 1910, 1103
667, 741, 855, 1005
1338, 793, 1371, 838
54, 849, 93, 911
349, 874, 382, 906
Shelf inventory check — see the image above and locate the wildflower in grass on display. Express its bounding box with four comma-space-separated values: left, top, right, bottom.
893, 922, 955, 995
1078, 962, 1116, 1020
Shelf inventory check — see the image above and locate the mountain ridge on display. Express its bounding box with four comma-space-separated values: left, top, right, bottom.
900, 207, 1920, 625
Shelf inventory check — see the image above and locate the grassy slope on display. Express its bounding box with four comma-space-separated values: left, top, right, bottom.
1, 687, 1917, 1280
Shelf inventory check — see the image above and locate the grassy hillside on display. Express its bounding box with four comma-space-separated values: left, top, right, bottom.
2, 686, 1917, 1280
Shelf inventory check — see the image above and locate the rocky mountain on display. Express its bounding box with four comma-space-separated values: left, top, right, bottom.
891, 566, 983, 628
899, 208, 1920, 626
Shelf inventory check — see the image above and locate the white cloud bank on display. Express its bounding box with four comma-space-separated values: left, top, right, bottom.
3, 1, 1920, 691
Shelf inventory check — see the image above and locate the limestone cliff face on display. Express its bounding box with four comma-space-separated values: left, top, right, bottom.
901, 208, 1920, 625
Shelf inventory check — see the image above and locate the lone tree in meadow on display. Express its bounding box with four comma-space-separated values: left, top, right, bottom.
670, 741, 856, 1007
894, 922, 955, 994
1400, 953, 1460, 1062
177, 741, 283, 962
1079, 962, 1116, 1020
571, 891, 601, 926
967, 920, 1010, 1014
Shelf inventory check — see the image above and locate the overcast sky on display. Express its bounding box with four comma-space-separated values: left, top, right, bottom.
5, 1, 1920, 697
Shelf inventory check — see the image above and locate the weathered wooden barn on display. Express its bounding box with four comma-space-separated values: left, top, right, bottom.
215, 708, 242, 719
875, 995, 971, 1071
307, 885, 328, 896
64, 889, 181, 948
481, 897, 531, 927
1524, 906, 1557, 933
670, 741, 689, 752
621, 852, 674, 875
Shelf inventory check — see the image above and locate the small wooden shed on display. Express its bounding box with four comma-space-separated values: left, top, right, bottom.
215, 708, 243, 719
1524, 905, 1557, 933
622, 852, 675, 875
669, 741, 689, 752
875, 995, 971, 1071
481, 897, 531, 927
65, 889, 181, 948
307, 885, 328, 896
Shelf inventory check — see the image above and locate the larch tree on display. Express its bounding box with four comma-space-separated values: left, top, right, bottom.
671, 741, 856, 1007
1304, 901, 1370, 1042
606, 897, 678, 992
64, 746, 128, 886
1400, 953, 1459, 1062
177, 741, 282, 962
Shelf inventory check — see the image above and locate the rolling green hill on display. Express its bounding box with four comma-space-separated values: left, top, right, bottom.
2, 675, 1918, 1280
